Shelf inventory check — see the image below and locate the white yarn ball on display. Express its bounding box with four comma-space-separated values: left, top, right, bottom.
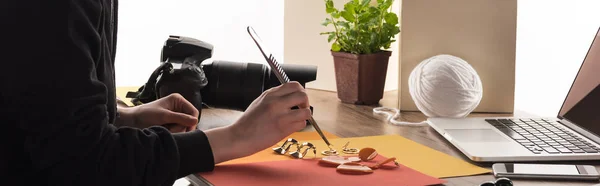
408, 54, 483, 118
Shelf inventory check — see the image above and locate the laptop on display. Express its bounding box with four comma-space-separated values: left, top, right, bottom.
428, 28, 600, 162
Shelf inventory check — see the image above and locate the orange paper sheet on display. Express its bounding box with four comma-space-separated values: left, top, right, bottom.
219, 131, 339, 165
197, 154, 445, 186
296, 135, 491, 178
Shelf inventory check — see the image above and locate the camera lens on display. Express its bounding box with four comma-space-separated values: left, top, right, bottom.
200, 60, 317, 111
201, 60, 267, 111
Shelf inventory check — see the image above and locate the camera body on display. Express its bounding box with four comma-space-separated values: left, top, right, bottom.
126, 35, 317, 120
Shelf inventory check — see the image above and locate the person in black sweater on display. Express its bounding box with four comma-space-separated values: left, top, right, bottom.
0, 1, 312, 185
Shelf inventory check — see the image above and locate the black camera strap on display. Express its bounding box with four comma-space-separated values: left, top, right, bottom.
126, 62, 174, 105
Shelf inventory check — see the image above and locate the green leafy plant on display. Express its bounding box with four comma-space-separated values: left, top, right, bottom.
321, 0, 400, 54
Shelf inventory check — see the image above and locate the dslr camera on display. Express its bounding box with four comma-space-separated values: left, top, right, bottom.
126, 35, 317, 120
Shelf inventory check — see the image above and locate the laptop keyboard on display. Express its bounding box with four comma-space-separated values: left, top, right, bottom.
486, 118, 600, 154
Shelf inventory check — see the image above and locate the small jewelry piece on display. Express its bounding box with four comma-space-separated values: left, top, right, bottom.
341, 141, 359, 154
336, 162, 374, 175
369, 157, 399, 169
319, 156, 362, 167
358, 147, 400, 166
273, 138, 298, 154
289, 142, 317, 159
321, 149, 339, 156
335, 157, 400, 175
358, 147, 378, 161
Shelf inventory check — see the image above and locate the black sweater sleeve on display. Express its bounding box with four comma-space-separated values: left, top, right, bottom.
1, 0, 214, 185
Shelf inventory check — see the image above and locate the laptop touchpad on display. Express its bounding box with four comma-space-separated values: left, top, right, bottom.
445, 129, 509, 143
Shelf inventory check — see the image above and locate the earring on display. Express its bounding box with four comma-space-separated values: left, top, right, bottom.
321, 149, 339, 156
273, 138, 298, 154
290, 142, 317, 159
341, 141, 359, 154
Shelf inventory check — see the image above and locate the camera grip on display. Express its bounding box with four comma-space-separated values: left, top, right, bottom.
155, 63, 208, 121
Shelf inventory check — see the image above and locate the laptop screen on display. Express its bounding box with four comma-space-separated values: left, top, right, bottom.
558, 28, 600, 134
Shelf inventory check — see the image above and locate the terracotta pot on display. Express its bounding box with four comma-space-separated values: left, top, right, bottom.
331, 50, 392, 105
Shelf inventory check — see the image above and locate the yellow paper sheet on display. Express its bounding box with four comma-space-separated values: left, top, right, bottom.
298, 135, 491, 178
219, 131, 339, 165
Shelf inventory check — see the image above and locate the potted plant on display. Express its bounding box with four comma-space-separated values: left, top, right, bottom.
321, 0, 400, 105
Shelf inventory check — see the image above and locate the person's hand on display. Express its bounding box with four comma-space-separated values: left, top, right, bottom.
119, 93, 199, 133
204, 82, 312, 163
233, 81, 312, 153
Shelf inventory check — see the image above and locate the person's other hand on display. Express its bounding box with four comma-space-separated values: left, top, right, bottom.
205, 82, 311, 163
121, 93, 199, 133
